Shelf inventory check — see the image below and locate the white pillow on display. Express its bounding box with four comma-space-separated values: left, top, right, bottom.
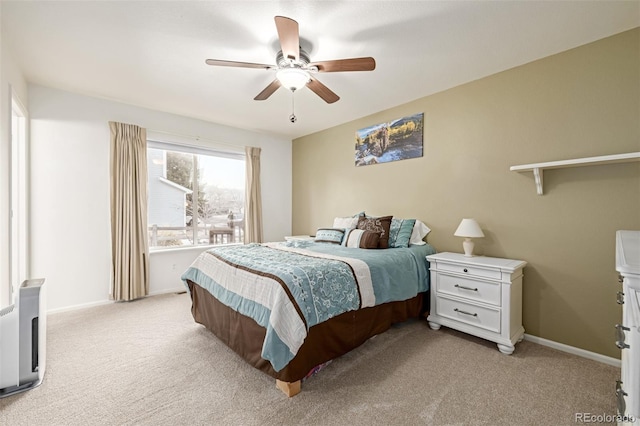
409, 220, 431, 245
333, 216, 359, 229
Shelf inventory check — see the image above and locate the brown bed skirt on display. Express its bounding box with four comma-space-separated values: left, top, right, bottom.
187, 280, 425, 383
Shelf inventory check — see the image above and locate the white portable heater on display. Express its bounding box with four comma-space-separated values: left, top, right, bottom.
0, 279, 46, 398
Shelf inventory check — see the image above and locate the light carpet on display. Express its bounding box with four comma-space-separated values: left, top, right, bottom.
0, 292, 619, 425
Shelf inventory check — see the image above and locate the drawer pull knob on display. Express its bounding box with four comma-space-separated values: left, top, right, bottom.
463, 268, 468, 273
616, 291, 624, 305
616, 380, 627, 415
454, 308, 478, 317
615, 324, 630, 349
455, 284, 478, 292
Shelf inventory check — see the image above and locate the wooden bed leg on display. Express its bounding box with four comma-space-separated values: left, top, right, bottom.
276, 379, 301, 397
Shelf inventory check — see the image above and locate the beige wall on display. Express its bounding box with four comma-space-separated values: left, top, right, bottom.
292, 28, 640, 358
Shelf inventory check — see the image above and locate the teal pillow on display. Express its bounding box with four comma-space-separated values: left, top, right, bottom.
388, 218, 416, 248
315, 228, 345, 245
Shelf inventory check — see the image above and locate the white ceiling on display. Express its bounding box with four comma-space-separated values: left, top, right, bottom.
2, 1, 639, 140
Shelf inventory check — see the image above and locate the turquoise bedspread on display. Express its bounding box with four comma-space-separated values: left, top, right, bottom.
182, 241, 435, 371
292, 240, 435, 304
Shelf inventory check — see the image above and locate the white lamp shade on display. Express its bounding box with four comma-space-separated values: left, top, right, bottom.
276, 68, 310, 91
454, 218, 485, 238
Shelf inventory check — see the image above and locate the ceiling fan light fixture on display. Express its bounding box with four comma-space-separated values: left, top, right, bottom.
276, 67, 310, 91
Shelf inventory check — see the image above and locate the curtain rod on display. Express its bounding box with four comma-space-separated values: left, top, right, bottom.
147, 129, 245, 152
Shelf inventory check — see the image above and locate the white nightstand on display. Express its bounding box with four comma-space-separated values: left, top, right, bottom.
426, 252, 527, 354
284, 235, 315, 241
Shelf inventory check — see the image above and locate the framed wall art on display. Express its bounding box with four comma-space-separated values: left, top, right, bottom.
355, 112, 424, 166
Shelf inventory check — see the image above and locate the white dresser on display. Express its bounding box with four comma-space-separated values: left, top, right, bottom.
615, 230, 640, 423
426, 252, 527, 354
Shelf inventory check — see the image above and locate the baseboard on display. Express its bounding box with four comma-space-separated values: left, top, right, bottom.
524, 334, 621, 368
48, 299, 114, 315
48, 287, 187, 315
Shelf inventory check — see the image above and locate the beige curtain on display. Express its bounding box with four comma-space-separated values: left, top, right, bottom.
109, 121, 149, 301
244, 146, 263, 243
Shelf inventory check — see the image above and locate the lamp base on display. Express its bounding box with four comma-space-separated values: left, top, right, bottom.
462, 238, 475, 257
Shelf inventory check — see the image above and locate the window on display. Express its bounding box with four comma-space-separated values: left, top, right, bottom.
147, 141, 245, 249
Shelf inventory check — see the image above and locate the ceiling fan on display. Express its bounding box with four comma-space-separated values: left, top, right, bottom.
205, 16, 376, 105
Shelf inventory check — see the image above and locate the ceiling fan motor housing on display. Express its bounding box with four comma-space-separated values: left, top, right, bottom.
276, 48, 311, 68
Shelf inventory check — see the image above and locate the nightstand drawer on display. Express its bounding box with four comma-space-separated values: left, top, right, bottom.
436, 296, 501, 333
437, 262, 502, 280
437, 273, 501, 306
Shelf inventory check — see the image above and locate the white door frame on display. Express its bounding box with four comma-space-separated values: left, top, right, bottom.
9, 87, 28, 302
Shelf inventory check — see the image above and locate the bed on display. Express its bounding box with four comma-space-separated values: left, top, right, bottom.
182, 220, 435, 396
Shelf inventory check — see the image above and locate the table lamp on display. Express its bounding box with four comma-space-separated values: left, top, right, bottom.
454, 218, 485, 257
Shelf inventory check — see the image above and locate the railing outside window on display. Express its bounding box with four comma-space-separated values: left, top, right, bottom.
148, 221, 244, 247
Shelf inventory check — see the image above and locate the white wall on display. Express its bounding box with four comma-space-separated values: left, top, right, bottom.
0, 15, 29, 308
28, 85, 292, 312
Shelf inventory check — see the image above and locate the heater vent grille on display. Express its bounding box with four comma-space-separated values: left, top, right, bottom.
0, 304, 15, 317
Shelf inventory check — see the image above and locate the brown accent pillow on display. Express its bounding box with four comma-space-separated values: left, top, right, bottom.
343, 229, 381, 249
357, 215, 393, 248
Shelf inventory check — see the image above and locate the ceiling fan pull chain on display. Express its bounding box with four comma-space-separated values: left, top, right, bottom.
289, 90, 297, 123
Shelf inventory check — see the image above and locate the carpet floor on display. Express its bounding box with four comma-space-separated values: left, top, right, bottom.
0, 292, 619, 425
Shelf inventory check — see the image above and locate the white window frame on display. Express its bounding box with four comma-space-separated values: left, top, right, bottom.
147, 138, 245, 250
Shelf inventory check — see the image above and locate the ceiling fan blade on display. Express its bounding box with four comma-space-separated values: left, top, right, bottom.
205, 59, 273, 70
309, 57, 376, 72
254, 79, 282, 101
307, 77, 340, 104
274, 16, 300, 61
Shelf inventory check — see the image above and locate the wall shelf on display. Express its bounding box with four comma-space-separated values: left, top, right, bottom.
510, 152, 640, 195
